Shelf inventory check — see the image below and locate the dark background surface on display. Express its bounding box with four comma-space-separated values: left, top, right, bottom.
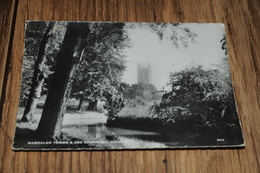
0, 0, 259, 172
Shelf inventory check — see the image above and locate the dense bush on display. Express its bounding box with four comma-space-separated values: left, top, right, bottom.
103, 93, 125, 118
148, 64, 239, 132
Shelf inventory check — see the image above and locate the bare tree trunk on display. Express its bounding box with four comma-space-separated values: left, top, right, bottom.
87, 100, 98, 111
36, 22, 89, 140
21, 23, 53, 122
77, 98, 89, 111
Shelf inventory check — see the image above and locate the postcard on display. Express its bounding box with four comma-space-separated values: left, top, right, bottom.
13, 21, 244, 150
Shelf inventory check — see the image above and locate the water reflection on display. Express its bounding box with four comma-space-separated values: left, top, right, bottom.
82, 124, 176, 148
87, 125, 104, 138
118, 136, 166, 148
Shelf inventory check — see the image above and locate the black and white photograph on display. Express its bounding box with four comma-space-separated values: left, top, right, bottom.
13, 21, 245, 150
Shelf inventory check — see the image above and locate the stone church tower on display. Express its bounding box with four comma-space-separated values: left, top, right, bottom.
137, 62, 151, 84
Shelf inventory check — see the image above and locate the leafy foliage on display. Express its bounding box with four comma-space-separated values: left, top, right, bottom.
20, 21, 67, 103
125, 23, 197, 49
149, 64, 237, 129
220, 34, 227, 55
103, 93, 125, 118
122, 83, 160, 101
71, 22, 130, 103
122, 83, 144, 100
149, 23, 197, 49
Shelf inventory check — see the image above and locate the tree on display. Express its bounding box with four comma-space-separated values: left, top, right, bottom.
220, 34, 227, 55
71, 23, 197, 113
123, 84, 144, 100
103, 89, 125, 118
139, 83, 159, 100
36, 22, 90, 140
148, 64, 237, 130
21, 22, 54, 122
71, 22, 130, 111
20, 21, 67, 122
122, 83, 160, 101
34, 22, 197, 139
126, 22, 197, 49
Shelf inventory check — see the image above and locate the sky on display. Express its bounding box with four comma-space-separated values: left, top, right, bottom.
121, 23, 227, 90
